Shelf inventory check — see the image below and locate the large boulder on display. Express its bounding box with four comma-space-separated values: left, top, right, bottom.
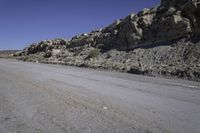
160, 0, 200, 32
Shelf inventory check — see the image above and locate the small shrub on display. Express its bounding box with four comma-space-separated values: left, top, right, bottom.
86, 49, 100, 59
44, 51, 52, 58
21, 56, 33, 62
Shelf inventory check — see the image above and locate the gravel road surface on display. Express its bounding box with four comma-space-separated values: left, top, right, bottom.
0, 59, 200, 133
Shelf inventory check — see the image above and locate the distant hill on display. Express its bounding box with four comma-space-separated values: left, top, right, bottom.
0, 50, 20, 58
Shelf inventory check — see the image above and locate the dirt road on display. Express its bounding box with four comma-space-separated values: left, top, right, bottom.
0, 59, 200, 133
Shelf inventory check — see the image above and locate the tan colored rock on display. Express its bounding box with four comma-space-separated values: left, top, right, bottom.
52, 49, 61, 56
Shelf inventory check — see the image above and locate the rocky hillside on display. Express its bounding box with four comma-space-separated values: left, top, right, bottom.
15, 0, 200, 81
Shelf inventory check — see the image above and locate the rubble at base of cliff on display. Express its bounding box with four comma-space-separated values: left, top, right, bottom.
15, 0, 200, 81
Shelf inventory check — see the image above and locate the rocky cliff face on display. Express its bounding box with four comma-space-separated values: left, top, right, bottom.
16, 0, 200, 81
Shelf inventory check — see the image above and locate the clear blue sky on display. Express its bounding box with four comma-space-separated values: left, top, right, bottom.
0, 0, 159, 50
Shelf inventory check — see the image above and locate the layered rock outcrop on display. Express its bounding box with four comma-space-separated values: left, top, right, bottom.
15, 0, 200, 81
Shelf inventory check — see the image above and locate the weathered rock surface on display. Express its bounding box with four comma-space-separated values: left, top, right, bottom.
15, 0, 200, 81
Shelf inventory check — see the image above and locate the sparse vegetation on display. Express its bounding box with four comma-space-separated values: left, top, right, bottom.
86, 49, 100, 59
44, 51, 52, 58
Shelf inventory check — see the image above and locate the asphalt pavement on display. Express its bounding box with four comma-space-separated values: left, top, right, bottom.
0, 59, 200, 133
